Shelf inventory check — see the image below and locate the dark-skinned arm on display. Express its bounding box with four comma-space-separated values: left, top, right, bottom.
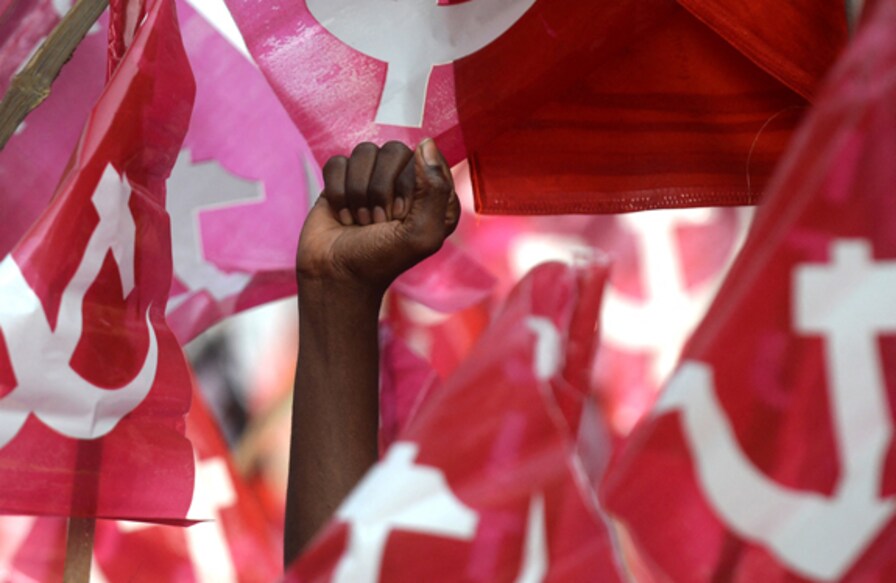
284, 139, 460, 566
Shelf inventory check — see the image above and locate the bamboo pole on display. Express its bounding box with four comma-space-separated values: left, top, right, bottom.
845, 0, 865, 37
0, 0, 108, 151
63, 517, 96, 583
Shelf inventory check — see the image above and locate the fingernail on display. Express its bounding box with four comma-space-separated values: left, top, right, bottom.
372, 206, 387, 223
357, 207, 371, 226
420, 138, 439, 167
392, 197, 406, 218
338, 208, 353, 226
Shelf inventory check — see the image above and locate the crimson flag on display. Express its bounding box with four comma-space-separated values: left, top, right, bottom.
0, 0, 197, 520
602, 1, 896, 579
287, 260, 624, 582
224, 0, 844, 214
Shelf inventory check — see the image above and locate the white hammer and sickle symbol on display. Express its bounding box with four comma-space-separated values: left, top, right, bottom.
655, 240, 896, 581
0, 164, 159, 448
307, 0, 536, 127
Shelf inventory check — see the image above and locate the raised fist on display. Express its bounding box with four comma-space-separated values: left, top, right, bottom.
296, 139, 460, 294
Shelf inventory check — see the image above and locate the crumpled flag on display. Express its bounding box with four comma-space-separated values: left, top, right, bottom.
0, 0, 196, 520
0, 1, 319, 344
287, 260, 625, 582
602, 0, 896, 580
223, 0, 844, 214
0, 384, 282, 582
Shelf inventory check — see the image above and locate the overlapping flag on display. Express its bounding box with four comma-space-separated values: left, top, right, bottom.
602, 0, 896, 579
224, 0, 845, 214
0, 0, 196, 520
288, 260, 624, 582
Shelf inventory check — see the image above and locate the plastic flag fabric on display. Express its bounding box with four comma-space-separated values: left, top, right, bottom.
386, 165, 751, 438
0, 385, 282, 582
0, 0, 197, 520
224, 0, 844, 214
286, 260, 626, 582
601, 0, 896, 580
91, 385, 281, 582
0, 0, 315, 345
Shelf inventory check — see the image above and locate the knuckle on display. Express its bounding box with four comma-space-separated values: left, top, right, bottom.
367, 180, 391, 205
322, 155, 347, 176
351, 141, 378, 157
382, 140, 411, 157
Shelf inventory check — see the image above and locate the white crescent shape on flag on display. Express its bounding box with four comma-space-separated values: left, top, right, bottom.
307, 0, 537, 127
654, 239, 896, 581
0, 165, 158, 448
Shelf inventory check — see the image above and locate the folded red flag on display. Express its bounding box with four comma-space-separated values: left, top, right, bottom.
0, 0, 197, 520
223, 0, 669, 166
602, 0, 896, 579
287, 261, 622, 582
225, 0, 844, 215
678, 0, 847, 100
468, 2, 841, 214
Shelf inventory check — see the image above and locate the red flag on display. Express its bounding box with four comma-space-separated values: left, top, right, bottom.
223, 0, 665, 166
92, 385, 281, 582
224, 0, 844, 214
0, 0, 196, 520
0, 386, 282, 582
0, 0, 323, 344
602, 0, 896, 579
287, 261, 624, 582
467, 2, 838, 214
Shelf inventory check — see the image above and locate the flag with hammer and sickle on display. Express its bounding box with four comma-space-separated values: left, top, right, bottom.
602, 0, 896, 579
0, 0, 197, 520
223, 0, 843, 214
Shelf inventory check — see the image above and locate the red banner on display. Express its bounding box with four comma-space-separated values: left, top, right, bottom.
288, 260, 624, 582
224, 0, 844, 214
602, 1, 896, 579
0, 0, 196, 520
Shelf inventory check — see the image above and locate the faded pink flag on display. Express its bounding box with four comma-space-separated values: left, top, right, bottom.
0, 1, 317, 344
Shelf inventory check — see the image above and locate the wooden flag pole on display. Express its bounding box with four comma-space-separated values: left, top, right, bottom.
63, 517, 96, 583
0, 0, 108, 151
845, 0, 865, 37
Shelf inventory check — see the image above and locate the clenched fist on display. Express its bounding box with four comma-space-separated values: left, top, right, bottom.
296, 139, 460, 294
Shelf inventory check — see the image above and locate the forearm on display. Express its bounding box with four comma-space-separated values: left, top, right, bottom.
284, 278, 383, 566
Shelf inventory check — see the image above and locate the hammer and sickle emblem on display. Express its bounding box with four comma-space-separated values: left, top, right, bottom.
307, 0, 536, 127
655, 240, 896, 580
0, 165, 159, 448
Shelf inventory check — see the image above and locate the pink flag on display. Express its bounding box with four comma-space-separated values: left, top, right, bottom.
287, 261, 625, 582
0, 386, 282, 581
602, 1, 896, 579
92, 385, 281, 582
222, 0, 653, 167
223, 0, 842, 214
0, 0, 320, 344
0, 0, 196, 520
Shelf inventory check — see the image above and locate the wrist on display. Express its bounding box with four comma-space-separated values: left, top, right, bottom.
297, 275, 385, 313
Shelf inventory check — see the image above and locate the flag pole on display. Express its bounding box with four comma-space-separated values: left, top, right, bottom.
63, 517, 96, 583
845, 0, 865, 37
0, 0, 109, 151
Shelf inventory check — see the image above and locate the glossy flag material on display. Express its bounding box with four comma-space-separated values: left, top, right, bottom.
0, 1, 492, 343
0, 0, 196, 519
224, 0, 843, 214
602, 0, 896, 580
386, 164, 750, 437
0, 0, 314, 344
287, 261, 625, 582
222, 0, 665, 167
92, 385, 281, 583
0, 386, 281, 582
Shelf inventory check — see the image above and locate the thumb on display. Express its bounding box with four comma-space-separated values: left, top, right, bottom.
401, 139, 453, 253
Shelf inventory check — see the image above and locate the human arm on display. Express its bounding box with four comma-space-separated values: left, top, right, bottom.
284, 139, 460, 566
